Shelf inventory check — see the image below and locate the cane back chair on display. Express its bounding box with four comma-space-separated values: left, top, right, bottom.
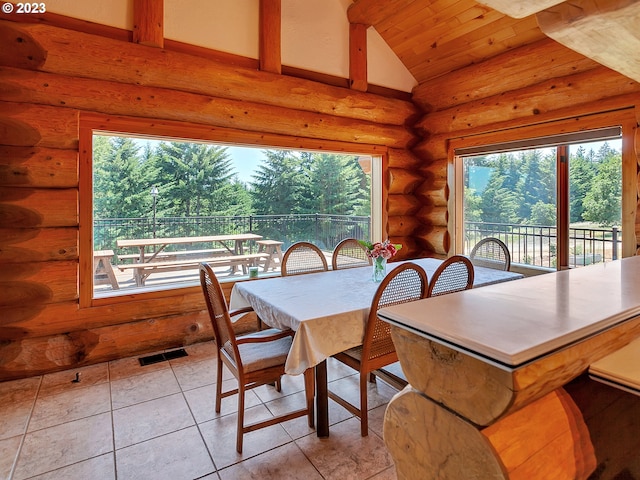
328, 262, 429, 436
281, 241, 328, 276
199, 263, 315, 453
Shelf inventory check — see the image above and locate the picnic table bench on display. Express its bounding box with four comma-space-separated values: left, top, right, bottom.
115, 233, 265, 286
118, 253, 268, 287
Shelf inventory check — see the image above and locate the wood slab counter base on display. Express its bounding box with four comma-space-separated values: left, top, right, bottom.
384, 325, 640, 479
388, 315, 640, 426
384, 387, 595, 479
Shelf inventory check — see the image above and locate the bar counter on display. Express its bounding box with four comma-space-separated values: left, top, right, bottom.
378, 256, 640, 479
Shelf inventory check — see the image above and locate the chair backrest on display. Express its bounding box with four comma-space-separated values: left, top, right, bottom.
331, 238, 372, 270
281, 241, 328, 276
427, 255, 474, 297
469, 237, 511, 271
363, 263, 429, 362
199, 263, 241, 366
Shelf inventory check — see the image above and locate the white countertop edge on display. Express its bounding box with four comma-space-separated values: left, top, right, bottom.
379, 308, 640, 371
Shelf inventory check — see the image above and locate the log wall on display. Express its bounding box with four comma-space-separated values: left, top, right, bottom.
0, 19, 421, 380
411, 37, 640, 257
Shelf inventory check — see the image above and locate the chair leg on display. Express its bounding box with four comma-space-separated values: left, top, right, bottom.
275, 377, 282, 392
304, 368, 315, 428
360, 371, 369, 436
236, 383, 246, 453
215, 356, 223, 413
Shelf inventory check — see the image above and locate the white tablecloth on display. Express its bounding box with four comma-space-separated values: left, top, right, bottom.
229, 257, 523, 375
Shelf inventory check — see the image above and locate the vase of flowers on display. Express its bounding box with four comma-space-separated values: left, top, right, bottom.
358, 240, 402, 282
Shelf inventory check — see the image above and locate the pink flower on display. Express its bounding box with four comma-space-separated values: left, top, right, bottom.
358, 239, 402, 259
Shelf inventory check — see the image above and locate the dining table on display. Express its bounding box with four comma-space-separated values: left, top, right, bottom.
229, 256, 524, 437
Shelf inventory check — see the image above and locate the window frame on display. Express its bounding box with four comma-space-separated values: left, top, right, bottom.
79, 113, 385, 308
449, 110, 636, 273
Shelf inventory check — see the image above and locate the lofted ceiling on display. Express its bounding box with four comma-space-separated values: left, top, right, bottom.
347, 0, 640, 85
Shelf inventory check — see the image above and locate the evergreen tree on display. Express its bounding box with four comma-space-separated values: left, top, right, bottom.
309, 153, 362, 215
569, 146, 595, 222
93, 136, 147, 218
518, 150, 547, 221
480, 153, 522, 224
250, 150, 310, 215
152, 142, 235, 216
582, 145, 621, 226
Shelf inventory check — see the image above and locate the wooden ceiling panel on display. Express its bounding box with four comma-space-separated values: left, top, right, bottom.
349, 0, 547, 83
350, 0, 635, 86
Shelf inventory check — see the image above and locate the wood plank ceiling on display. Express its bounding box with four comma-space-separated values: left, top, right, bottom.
348, 0, 547, 84
348, 0, 640, 85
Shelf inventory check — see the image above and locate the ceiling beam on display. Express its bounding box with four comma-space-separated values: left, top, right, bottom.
537, 0, 640, 82
259, 0, 281, 74
133, 0, 164, 48
475, 0, 565, 19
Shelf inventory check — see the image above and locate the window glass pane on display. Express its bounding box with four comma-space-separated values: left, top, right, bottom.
568, 139, 622, 267
463, 148, 558, 268
92, 134, 372, 296
461, 138, 622, 270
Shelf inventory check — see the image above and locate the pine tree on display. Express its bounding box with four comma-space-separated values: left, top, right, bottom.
93, 136, 147, 218
250, 150, 310, 215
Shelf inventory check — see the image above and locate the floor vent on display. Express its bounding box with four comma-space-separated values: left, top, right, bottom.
138, 348, 188, 366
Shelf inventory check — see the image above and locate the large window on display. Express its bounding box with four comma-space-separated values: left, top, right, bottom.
80, 118, 380, 303
456, 128, 623, 271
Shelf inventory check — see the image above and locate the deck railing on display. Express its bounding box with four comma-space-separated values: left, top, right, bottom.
94, 214, 371, 256
464, 222, 620, 269
95, 215, 619, 269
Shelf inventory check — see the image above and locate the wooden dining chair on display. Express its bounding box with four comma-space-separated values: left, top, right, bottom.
281, 241, 328, 276
199, 263, 315, 453
328, 262, 428, 436
469, 237, 511, 271
427, 255, 475, 297
331, 238, 372, 270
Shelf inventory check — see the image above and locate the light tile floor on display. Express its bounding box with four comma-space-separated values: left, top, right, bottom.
0, 341, 400, 480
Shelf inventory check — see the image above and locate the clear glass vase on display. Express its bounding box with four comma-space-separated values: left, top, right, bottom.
372, 257, 387, 282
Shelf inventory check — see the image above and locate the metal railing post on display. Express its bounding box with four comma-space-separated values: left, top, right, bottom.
612, 227, 618, 260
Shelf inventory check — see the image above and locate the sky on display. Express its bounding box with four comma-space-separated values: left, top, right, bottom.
225, 146, 265, 183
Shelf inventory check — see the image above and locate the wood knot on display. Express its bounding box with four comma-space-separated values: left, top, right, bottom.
429, 342, 459, 364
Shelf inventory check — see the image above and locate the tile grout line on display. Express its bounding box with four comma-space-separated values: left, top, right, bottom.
170, 355, 220, 478
108, 360, 119, 480
9, 376, 43, 480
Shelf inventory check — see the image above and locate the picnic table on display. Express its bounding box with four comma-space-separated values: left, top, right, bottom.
116, 233, 265, 286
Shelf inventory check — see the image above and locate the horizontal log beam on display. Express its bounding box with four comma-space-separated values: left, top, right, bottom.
388, 147, 422, 169
0, 146, 78, 188
0, 67, 413, 148
387, 194, 422, 216
387, 236, 419, 261
0, 21, 418, 126
80, 112, 388, 156
0, 259, 77, 307
417, 205, 448, 226
416, 227, 450, 255
412, 38, 599, 112
388, 215, 421, 237
0, 101, 78, 149
388, 167, 424, 194
0, 227, 77, 263
417, 67, 640, 136
0, 312, 213, 380
0, 186, 77, 228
